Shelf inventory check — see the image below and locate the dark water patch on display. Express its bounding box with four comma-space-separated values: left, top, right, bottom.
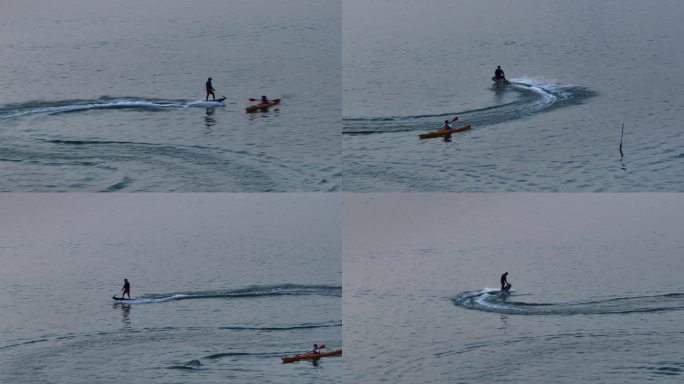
0, 338, 48, 351
47, 139, 154, 146
168, 359, 203, 371
453, 290, 684, 316
200, 351, 290, 364
204, 352, 260, 360
651, 366, 682, 375
102, 176, 133, 192
343, 79, 596, 135
614, 361, 684, 377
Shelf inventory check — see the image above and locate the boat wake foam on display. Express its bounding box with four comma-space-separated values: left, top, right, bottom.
343, 78, 595, 135
0, 97, 224, 121
113, 284, 341, 305
452, 290, 684, 316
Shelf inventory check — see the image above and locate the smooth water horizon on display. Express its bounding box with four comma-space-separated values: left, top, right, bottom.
343, 193, 684, 383
343, 0, 684, 191
1, 0, 341, 192
0, 194, 342, 384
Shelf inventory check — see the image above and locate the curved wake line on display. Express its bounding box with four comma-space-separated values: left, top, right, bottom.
0, 97, 224, 121
2, 129, 327, 192
113, 284, 342, 304
0, 338, 49, 352
343, 78, 595, 135
218, 322, 342, 332
342, 101, 520, 123
0, 322, 341, 352
452, 290, 684, 316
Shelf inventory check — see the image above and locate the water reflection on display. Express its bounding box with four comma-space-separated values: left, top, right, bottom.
493, 83, 507, 103
113, 302, 132, 329
204, 108, 217, 129
247, 108, 279, 121
619, 157, 627, 172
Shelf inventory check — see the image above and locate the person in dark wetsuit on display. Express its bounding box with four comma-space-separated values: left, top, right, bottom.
205, 77, 216, 101
494, 66, 506, 80
121, 278, 131, 299
500, 272, 510, 291
311, 344, 321, 354
260, 95, 269, 103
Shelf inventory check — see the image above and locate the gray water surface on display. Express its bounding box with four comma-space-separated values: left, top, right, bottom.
343, 193, 684, 383
0, 194, 342, 384
343, 0, 684, 191
1, 0, 341, 191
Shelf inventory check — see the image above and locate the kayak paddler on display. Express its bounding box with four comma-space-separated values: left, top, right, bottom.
311, 344, 323, 354
205, 77, 216, 101
260, 95, 269, 103
440, 116, 459, 131
440, 120, 453, 141
441, 116, 459, 141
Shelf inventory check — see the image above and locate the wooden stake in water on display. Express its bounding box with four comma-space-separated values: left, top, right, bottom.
619, 122, 624, 158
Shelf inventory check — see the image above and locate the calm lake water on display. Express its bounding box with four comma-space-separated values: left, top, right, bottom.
0, 194, 341, 384
3, 1, 684, 383
343, 0, 684, 191
0, 0, 340, 191
343, 193, 684, 383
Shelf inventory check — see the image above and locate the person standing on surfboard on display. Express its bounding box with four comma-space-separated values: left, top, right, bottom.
205, 77, 216, 101
494, 66, 506, 80
500, 272, 511, 291
121, 278, 131, 299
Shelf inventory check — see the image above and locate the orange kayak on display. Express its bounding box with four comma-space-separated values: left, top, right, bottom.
419, 124, 472, 139
245, 98, 281, 113
281, 349, 342, 363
